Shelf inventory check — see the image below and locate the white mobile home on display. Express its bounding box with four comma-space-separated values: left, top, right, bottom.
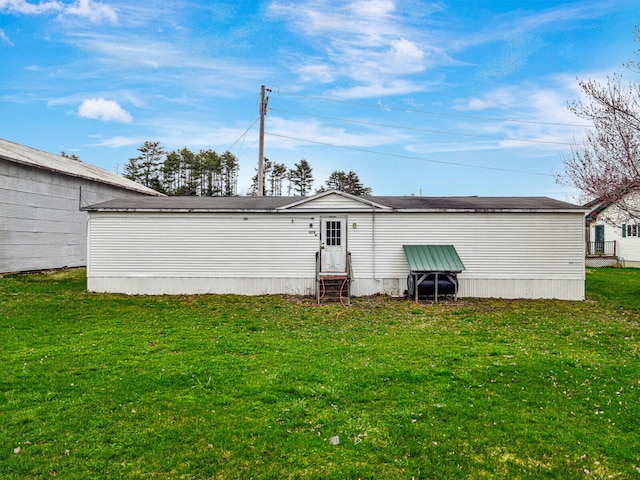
0, 138, 162, 273
85, 190, 586, 300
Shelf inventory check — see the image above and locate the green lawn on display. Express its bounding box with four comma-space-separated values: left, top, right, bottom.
1, 268, 638, 479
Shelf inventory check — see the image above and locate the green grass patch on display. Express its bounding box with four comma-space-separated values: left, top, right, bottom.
1, 268, 639, 479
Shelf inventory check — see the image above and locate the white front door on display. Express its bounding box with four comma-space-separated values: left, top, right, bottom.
320, 217, 347, 273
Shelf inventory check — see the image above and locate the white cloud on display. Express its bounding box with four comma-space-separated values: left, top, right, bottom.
0, 0, 62, 15
66, 0, 117, 25
451, 2, 611, 51
479, 32, 543, 80
452, 78, 587, 127
388, 38, 425, 71
269, 0, 439, 94
68, 32, 269, 81
0, 29, 13, 46
0, 0, 117, 24
78, 98, 133, 123
348, 0, 395, 19
298, 63, 335, 83
446, 77, 591, 157
331, 80, 426, 98
266, 115, 413, 150
309, 0, 400, 40
70, 34, 186, 68
453, 87, 520, 111
93, 135, 141, 147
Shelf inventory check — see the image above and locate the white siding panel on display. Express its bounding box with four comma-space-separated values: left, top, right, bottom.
347, 211, 584, 299
87, 209, 585, 299
358, 212, 585, 279
88, 213, 320, 278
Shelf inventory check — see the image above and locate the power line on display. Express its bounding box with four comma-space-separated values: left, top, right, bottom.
266, 132, 554, 177
227, 116, 259, 152
273, 90, 590, 128
226, 95, 261, 153
269, 107, 573, 146
232, 134, 260, 161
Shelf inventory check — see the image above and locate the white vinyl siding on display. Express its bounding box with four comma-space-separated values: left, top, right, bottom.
87, 207, 585, 299
346, 211, 584, 299
346, 211, 584, 277
88, 212, 320, 278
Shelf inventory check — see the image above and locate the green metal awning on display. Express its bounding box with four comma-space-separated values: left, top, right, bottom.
403, 245, 466, 272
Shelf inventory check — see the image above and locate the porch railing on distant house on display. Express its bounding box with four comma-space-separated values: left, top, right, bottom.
586, 241, 616, 257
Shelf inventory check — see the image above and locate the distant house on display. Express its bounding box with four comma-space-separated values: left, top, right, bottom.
0, 138, 162, 273
584, 193, 640, 268
84, 190, 586, 300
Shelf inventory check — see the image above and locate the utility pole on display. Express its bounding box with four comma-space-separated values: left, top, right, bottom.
257, 85, 270, 196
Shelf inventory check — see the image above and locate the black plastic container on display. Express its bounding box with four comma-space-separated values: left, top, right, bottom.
407, 273, 457, 298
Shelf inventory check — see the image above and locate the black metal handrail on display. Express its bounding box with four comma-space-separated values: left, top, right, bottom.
586, 241, 616, 256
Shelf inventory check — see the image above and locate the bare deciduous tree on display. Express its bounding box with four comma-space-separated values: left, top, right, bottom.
560, 28, 640, 220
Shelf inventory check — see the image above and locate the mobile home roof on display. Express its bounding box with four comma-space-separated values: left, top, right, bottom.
84, 192, 584, 213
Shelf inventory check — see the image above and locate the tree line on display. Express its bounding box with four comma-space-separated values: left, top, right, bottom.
123, 141, 372, 196
122, 141, 239, 196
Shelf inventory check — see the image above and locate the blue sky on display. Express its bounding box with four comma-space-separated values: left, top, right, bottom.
1, 0, 638, 199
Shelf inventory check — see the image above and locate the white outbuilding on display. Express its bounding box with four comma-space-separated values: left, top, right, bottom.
84, 190, 586, 300
0, 138, 162, 273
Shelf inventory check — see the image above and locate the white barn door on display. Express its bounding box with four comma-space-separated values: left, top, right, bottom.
320, 217, 347, 273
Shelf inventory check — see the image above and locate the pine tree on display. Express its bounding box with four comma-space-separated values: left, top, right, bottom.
129, 141, 164, 189
322, 170, 372, 195
270, 162, 288, 196
288, 158, 314, 196
220, 151, 239, 196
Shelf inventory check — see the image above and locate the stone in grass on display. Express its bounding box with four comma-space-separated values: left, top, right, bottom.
329, 436, 339, 445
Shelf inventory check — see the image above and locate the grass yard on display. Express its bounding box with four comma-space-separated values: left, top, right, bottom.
1, 268, 639, 479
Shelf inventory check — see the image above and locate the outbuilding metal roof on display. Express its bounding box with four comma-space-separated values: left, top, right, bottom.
403, 245, 466, 272
0, 138, 162, 196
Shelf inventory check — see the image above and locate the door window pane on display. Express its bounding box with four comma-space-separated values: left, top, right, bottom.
326, 221, 341, 246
